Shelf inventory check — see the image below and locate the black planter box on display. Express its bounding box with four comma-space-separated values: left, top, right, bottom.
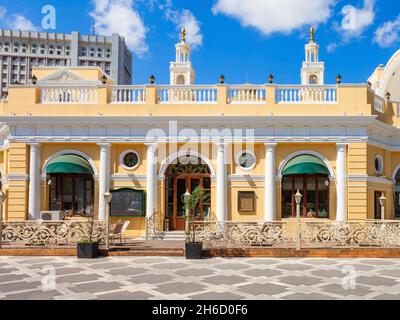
77, 242, 99, 259
185, 242, 203, 259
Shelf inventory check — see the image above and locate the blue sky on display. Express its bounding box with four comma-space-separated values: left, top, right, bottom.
0, 0, 399, 85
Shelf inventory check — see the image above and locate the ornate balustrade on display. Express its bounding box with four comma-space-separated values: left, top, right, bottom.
0, 220, 105, 247
276, 85, 337, 104
40, 87, 98, 104
227, 86, 266, 104
145, 210, 164, 240
157, 85, 217, 104
190, 220, 400, 249
190, 221, 292, 248
111, 86, 146, 104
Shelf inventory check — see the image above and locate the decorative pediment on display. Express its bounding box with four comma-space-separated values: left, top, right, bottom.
37, 70, 101, 86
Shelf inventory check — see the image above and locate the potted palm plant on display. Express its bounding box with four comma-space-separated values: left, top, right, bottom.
183, 187, 209, 259
77, 211, 99, 259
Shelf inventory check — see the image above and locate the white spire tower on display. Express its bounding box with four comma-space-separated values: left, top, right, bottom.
301, 27, 325, 85
170, 28, 195, 85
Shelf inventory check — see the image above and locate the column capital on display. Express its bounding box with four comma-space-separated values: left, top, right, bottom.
97, 142, 111, 150
145, 142, 158, 151
264, 142, 277, 149
28, 142, 41, 149
336, 143, 348, 151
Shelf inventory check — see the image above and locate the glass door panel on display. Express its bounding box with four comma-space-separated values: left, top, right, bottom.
176, 178, 187, 217
74, 177, 85, 215
62, 177, 73, 211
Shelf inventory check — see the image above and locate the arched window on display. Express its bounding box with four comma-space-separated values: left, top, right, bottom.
176, 75, 185, 85
46, 154, 94, 216
309, 75, 318, 85
281, 155, 330, 218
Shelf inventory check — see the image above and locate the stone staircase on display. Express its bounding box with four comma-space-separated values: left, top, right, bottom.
158, 231, 186, 241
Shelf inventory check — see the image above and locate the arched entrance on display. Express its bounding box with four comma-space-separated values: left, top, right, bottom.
165, 156, 211, 230
281, 154, 331, 218
46, 154, 95, 215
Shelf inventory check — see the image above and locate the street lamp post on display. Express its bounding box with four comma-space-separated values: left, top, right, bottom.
379, 195, 387, 221
104, 192, 113, 251
0, 191, 6, 249
184, 190, 191, 241
294, 189, 303, 251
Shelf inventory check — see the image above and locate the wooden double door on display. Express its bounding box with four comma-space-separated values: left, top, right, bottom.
165, 175, 211, 231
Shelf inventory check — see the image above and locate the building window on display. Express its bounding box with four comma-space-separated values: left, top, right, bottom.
236, 150, 256, 170
375, 155, 384, 174
282, 175, 330, 218
120, 150, 140, 170
281, 154, 330, 219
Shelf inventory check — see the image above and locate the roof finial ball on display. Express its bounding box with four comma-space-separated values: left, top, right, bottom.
180, 27, 186, 43
309, 27, 316, 43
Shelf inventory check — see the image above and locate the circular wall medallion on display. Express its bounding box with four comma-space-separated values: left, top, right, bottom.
120, 150, 140, 170
236, 150, 256, 170
375, 155, 384, 174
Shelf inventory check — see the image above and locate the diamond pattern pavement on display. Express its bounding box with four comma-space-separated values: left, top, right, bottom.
0, 256, 400, 300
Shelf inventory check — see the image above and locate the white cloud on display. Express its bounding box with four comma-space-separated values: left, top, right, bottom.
165, 8, 203, 49
0, 5, 39, 31
212, 0, 336, 35
10, 15, 38, 31
90, 0, 149, 57
374, 15, 400, 48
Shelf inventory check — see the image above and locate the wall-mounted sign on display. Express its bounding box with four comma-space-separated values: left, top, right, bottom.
238, 191, 255, 213
110, 188, 146, 217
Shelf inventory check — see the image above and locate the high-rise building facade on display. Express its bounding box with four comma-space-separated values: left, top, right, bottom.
0, 30, 132, 97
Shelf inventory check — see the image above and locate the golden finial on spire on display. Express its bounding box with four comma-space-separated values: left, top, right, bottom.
180, 27, 186, 43
309, 27, 315, 43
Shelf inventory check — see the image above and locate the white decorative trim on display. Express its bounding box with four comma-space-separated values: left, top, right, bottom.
119, 149, 141, 170
348, 175, 394, 186
228, 175, 265, 182
277, 150, 335, 179
7, 174, 29, 181
111, 174, 147, 182
235, 149, 257, 171
159, 149, 216, 178
41, 149, 99, 176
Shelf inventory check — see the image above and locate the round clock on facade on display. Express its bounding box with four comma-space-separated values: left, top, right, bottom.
237, 151, 256, 170
120, 150, 140, 170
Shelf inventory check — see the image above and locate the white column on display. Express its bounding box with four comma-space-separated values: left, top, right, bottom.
265, 143, 277, 222
216, 142, 227, 222
336, 143, 347, 222
146, 143, 158, 218
28, 143, 41, 220
98, 143, 111, 220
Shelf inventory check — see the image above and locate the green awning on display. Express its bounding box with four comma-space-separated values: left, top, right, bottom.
46, 154, 94, 175
282, 155, 330, 176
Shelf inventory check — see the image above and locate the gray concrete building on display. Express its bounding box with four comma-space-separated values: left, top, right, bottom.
0, 30, 132, 97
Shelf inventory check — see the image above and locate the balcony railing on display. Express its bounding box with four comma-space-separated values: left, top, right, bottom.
111, 86, 146, 104
276, 85, 337, 104
34, 84, 347, 105
227, 86, 266, 104
157, 85, 217, 104
40, 87, 98, 104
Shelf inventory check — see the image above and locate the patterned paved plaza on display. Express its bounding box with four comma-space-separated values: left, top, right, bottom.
0, 256, 400, 300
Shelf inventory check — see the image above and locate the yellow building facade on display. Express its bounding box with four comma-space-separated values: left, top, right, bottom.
1, 31, 400, 237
